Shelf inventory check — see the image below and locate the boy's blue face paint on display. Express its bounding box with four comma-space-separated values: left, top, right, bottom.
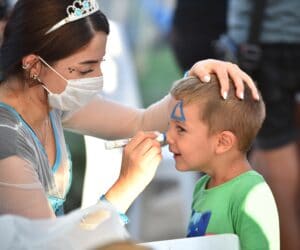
171, 100, 186, 122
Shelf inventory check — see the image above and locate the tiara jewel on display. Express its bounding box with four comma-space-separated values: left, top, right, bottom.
45, 0, 99, 35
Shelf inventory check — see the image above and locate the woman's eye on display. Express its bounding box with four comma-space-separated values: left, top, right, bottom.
79, 69, 94, 75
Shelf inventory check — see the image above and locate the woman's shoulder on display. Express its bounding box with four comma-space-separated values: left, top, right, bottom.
0, 104, 29, 159
0, 107, 20, 159
0, 104, 20, 124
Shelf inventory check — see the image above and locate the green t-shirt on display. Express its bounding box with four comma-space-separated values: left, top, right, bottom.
188, 170, 279, 250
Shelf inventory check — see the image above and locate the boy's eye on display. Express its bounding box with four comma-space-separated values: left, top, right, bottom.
176, 125, 186, 133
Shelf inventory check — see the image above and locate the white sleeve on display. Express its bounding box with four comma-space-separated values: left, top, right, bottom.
62, 94, 177, 139
0, 156, 55, 218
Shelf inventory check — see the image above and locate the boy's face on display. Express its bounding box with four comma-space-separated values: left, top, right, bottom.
167, 101, 216, 172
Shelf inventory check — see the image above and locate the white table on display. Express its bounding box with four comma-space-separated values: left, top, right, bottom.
140, 234, 240, 250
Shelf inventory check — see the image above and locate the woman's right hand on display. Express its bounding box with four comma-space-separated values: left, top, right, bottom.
105, 131, 162, 213
120, 131, 162, 186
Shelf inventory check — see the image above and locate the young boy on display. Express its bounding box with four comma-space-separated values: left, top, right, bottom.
166, 75, 279, 250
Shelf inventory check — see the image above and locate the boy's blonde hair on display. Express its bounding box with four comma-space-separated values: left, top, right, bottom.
170, 75, 265, 153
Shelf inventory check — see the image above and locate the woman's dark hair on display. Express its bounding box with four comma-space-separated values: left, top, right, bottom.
0, 0, 9, 20
0, 0, 109, 82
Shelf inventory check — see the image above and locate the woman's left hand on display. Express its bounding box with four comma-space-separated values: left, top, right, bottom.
188, 59, 260, 100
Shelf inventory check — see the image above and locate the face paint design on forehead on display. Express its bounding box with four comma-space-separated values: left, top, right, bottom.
171, 100, 186, 122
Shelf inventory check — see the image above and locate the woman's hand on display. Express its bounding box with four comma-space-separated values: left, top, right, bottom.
188, 59, 260, 100
120, 131, 162, 185
105, 131, 162, 213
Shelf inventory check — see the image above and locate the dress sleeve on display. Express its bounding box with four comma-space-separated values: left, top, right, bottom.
0, 156, 55, 218
0, 125, 18, 159
234, 182, 280, 250
62, 94, 177, 139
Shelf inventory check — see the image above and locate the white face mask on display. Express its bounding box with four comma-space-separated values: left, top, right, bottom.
39, 57, 103, 111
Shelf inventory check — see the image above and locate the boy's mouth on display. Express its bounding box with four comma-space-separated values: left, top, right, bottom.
169, 147, 181, 158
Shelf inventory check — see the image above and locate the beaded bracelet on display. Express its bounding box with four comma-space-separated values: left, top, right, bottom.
99, 195, 129, 225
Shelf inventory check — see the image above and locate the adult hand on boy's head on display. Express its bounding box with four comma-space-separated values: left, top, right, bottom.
188, 59, 260, 100
120, 131, 162, 189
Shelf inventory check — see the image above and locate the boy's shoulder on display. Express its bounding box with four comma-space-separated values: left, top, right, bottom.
192, 170, 272, 205
194, 170, 265, 193
224, 171, 276, 214
232, 170, 265, 189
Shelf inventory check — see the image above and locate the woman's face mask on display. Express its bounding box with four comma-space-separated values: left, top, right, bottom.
38, 57, 103, 111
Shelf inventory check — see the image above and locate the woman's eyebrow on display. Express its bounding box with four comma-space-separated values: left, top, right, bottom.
79, 59, 100, 65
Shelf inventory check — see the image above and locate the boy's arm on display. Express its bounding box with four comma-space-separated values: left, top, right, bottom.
235, 182, 280, 250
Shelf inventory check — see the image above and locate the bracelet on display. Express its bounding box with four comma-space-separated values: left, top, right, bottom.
99, 195, 129, 225
184, 70, 189, 78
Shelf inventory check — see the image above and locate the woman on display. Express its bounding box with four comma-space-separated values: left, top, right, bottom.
0, 0, 258, 219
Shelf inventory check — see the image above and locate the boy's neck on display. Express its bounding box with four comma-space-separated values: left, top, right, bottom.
206, 154, 251, 189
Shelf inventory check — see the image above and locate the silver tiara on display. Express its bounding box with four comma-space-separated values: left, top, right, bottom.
45, 0, 99, 34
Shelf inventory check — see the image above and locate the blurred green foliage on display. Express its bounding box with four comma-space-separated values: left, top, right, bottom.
64, 131, 86, 213
138, 44, 181, 107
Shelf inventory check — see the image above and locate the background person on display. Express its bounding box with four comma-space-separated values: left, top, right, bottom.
227, 0, 300, 248
169, 0, 228, 72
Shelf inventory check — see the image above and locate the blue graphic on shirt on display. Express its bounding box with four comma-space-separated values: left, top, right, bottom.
187, 210, 212, 237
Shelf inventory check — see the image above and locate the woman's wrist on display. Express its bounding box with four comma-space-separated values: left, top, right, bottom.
104, 177, 145, 213
99, 195, 129, 225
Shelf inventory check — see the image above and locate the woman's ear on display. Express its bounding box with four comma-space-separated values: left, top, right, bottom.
215, 131, 236, 154
22, 54, 42, 78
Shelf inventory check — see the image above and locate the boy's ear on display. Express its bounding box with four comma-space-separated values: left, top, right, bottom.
215, 131, 236, 154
